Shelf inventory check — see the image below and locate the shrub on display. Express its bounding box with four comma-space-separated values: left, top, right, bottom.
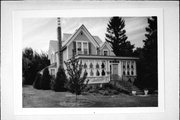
51, 67, 67, 92
33, 73, 42, 89
40, 68, 51, 90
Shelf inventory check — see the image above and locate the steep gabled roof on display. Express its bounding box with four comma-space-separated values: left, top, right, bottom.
93, 36, 103, 46
49, 25, 104, 53
63, 24, 100, 47
100, 41, 113, 51
62, 33, 71, 42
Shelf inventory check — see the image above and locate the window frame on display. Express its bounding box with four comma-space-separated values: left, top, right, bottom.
76, 41, 89, 54
103, 49, 109, 56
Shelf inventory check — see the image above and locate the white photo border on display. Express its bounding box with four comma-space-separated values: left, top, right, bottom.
13, 8, 164, 115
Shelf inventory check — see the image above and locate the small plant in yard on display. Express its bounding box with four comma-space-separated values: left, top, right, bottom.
51, 67, 67, 92
65, 58, 88, 103
40, 68, 51, 90
33, 73, 42, 89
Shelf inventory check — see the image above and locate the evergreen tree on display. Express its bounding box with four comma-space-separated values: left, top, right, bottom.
105, 17, 134, 56
22, 48, 50, 85
33, 73, 42, 89
134, 17, 158, 90
51, 67, 67, 92
142, 16, 158, 90
40, 68, 51, 90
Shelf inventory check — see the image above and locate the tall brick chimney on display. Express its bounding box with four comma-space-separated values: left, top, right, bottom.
57, 17, 63, 68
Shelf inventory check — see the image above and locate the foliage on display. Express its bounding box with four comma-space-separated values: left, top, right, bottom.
64, 58, 88, 95
40, 68, 51, 90
51, 67, 67, 92
33, 73, 42, 89
22, 48, 50, 85
105, 17, 134, 56
134, 17, 158, 90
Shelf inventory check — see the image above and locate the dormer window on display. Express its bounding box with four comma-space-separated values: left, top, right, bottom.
103, 50, 109, 56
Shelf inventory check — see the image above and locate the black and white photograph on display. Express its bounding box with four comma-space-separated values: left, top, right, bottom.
1, 1, 179, 120
22, 16, 158, 107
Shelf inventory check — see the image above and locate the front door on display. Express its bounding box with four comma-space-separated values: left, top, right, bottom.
111, 64, 119, 80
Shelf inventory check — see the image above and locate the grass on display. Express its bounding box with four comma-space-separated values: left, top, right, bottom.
23, 85, 158, 107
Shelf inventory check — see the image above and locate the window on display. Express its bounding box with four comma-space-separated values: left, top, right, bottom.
77, 42, 82, 54
131, 65, 134, 69
76, 41, 88, 55
96, 70, 100, 76
84, 63, 87, 69
90, 63, 93, 69
103, 50, 108, 56
90, 70, 94, 76
102, 70, 105, 76
127, 71, 130, 75
84, 69, 88, 76
123, 61, 126, 69
131, 71, 134, 75
96, 63, 99, 69
77, 42, 82, 51
123, 71, 126, 75
83, 42, 88, 55
101, 62, 105, 69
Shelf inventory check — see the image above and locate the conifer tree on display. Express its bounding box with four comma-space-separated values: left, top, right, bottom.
105, 17, 134, 56
51, 67, 67, 92
142, 16, 158, 90
40, 68, 51, 90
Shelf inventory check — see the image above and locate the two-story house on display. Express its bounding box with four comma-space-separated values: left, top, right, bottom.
48, 23, 138, 84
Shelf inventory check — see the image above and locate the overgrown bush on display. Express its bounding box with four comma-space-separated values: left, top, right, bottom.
40, 68, 51, 90
33, 73, 42, 89
51, 67, 67, 92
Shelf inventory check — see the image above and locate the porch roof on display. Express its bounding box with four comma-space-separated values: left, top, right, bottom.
75, 54, 139, 60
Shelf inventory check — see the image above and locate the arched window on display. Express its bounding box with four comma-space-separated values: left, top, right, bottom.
90, 63, 93, 69
84, 69, 88, 76
90, 70, 94, 76
96, 63, 99, 69
96, 70, 100, 76
131, 71, 134, 75
131, 65, 134, 69
101, 62, 105, 69
84, 63, 87, 69
123, 71, 126, 75
127, 64, 129, 69
102, 70, 105, 76
127, 71, 130, 75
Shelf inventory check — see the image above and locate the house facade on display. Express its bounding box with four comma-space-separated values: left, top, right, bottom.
48, 24, 138, 84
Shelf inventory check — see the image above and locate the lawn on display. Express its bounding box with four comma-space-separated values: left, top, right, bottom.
23, 85, 158, 107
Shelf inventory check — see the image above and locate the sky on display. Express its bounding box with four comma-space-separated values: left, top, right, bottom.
23, 17, 149, 53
